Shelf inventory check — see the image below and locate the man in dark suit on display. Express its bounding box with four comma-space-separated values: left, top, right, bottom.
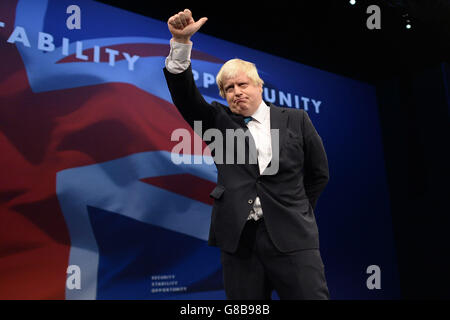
164, 9, 330, 300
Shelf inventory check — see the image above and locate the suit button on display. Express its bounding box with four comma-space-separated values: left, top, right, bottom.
248, 199, 253, 204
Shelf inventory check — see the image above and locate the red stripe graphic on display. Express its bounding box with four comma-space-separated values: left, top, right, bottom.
56, 43, 225, 64
0, 0, 212, 299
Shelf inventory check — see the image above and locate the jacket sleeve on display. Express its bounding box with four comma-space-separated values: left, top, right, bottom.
302, 110, 329, 210
163, 64, 217, 131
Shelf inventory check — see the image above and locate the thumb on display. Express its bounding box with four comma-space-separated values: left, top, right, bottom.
194, 17, 208, 30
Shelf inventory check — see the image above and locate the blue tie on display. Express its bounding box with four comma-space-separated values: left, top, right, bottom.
244, 116, 252, 124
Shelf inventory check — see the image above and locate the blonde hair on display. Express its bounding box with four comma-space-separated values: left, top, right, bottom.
216, 58, 264, 98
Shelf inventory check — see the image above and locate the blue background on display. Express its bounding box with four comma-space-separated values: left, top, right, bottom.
34, 0, 400, 299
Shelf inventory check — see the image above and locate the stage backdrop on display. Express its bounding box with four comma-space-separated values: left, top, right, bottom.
0, 0, 400, 299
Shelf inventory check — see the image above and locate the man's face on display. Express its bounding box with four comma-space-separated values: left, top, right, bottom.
223, 72, 263, 117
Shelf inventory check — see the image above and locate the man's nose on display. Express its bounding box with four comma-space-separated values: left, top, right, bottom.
234, 86, 243, 96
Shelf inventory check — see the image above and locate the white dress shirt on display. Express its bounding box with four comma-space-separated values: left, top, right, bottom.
245, 101, 271, 220
165, 39, 193, 74
166, 40, 272, 221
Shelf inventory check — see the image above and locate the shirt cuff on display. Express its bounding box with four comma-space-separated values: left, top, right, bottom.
165, 39, 192, 74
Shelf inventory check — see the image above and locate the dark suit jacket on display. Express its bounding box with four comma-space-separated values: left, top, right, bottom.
164, 65, 329, 253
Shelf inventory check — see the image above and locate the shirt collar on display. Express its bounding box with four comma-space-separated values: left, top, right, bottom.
249, 100, 269, 123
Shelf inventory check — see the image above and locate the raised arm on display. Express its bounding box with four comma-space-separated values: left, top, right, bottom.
164, 9, 215, 130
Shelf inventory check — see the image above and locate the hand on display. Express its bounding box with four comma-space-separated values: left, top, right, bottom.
168, 9, 208, 44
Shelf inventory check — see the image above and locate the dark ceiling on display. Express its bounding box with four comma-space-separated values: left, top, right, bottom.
95, 0, 450, 84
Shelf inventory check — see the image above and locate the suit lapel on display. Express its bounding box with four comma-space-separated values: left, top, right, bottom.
269, 104, 288, 152
224, 103, 287, 177
225, 109, 259, 176
229, 112, 250, 130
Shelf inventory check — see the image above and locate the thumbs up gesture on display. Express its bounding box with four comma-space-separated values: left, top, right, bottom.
168, 9, 208, 44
